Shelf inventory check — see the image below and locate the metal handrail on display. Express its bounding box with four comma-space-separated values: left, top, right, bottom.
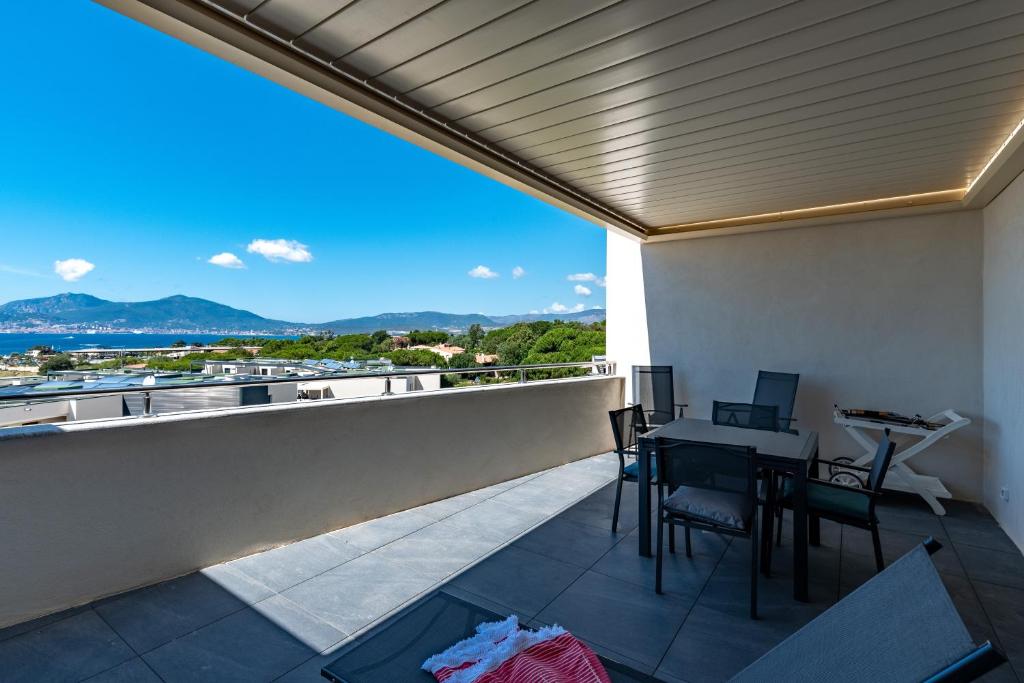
2, 360, 613, 402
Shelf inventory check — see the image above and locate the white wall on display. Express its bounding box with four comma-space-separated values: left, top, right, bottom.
0, 376, 621, 628
611, 211, 984, 500
982, 171, 1024, 551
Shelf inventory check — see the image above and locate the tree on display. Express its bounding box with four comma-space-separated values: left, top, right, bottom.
170, 340, 187, 348
408, 330, 448, 345
385, 349, 446, 367
39, 353, 75, 375
370, 330, 390, 346
467, 323, 484, 351
447, 352, 477, 369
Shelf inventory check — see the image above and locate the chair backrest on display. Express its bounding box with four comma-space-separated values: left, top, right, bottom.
654, 437, 757, 500
712, 400, 780, 432
752, 370, 799, 432
632, 365, 675, 426
608, 405, 648, 455
868, 428, 898, 492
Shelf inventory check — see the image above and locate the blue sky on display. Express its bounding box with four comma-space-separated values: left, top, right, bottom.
0, 3, 605, 322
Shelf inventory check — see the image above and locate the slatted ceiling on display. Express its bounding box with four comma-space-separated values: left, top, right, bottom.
579, 134, 995, 195
498, 11, 1024, 154
470, 0, 991, 142
410, 0, 702, 112
292, 0, 445, 63
370, 0, 620, 95
341, 0, 536, 79
592, 104, 1024, 202
246, 0, 355, 41
184, 0, 1024, 233
415, 0, 767, 116
518, 44, 1024, 169
605, 145, 990, 206
541, 92, 1024, 178
572, 77, 1024, 188
448, 0, 817, 133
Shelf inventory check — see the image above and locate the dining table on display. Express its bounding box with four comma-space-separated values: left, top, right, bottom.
637, 417, 820, 602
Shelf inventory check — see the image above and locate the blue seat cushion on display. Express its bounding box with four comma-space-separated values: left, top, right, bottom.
623, 456, 656, 480
783, 479, 871, 520
663, 486, 752, 531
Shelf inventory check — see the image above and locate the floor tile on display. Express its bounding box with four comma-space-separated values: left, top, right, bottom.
658, 622, 776, 683
489, 480, 586, 516
842, 526, 965, 576
252, 595, 349, 653
944, 517, 1023, 554
513, 517, 625, 568
447, 546, 585, 618
973, 580, 1024, 672
0, 605, 91, 644
0, 610, 134, 683
536, 570, 694, 670
370, 518, 507, 582
83, 657, 162, 682
590, 532, 719, 601
328, 509, 436, 552
94, 572, 250, 653
199, 563, 276, 605
223, 534, 364, 593
958, 545, 1024, 590
559, 482, 641, 533
280, 553, 435, 635
142, 605, 318, 682
443, 497, 550, 541
414, 490, 489, 520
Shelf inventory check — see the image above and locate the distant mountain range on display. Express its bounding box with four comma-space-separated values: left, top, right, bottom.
0, 293, 605, 334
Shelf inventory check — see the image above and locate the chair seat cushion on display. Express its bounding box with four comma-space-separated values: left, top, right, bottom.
623, 457, 656, 480
663, 486, 752, 531
783, 479, 871, 520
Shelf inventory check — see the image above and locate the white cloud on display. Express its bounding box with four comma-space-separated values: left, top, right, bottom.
529, 309, 540, 315
468, 265, 499, 279
54, 258, 95, 282
246, 238, 313, 263
512, 265, 526, 279
567, 272, 606, 287
208, 252, 245, 269
574, 284, 592, 296
543, 302, 586, 314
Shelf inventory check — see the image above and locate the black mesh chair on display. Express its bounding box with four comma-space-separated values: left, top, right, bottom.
775, 429, 898, 572
731, 540, 1007, 682
712, 401, 780, 432
752, 370, 799, 434
608, 405, 653, 533
632, 365, 687, 427
654, 437, 761, 618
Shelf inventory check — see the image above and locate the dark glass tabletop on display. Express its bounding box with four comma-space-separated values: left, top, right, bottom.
322, 590, 661, 682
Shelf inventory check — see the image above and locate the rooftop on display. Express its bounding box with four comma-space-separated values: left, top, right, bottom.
3, 452, 1021, 682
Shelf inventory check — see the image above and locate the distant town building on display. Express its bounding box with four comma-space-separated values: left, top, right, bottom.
410, 344, 464, 360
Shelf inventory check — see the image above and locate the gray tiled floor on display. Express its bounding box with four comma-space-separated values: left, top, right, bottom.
3, 453, 1023, 682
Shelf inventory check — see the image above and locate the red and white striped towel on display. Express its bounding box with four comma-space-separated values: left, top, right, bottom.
423, 615, 611, 683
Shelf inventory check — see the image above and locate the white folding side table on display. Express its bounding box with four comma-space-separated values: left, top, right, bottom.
832, 408, 971, 515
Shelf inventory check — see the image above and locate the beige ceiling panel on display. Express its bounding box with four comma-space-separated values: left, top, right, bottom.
246, 0, 355, 40
499, 7, 1024, 153
292, 0, 446, 62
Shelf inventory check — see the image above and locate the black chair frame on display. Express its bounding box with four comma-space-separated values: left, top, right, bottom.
775, 429, 898, 572
654, 437, 762, 619
608, 404, 651, 534
632, 365, 687, 427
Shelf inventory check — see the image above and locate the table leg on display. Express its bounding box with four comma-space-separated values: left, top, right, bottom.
638, 437, 652, 557
809, 451, 821, 547
793, 462, 809, 602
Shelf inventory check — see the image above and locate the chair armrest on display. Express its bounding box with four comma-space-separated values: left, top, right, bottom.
808, 478, 881, 496
814, 458, 872, 473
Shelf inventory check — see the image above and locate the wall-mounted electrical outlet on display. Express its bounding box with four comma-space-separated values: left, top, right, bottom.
1000, 487, 1010, 503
